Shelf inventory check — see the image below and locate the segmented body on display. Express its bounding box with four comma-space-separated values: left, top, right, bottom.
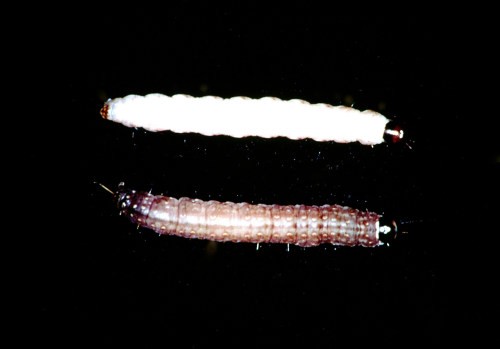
116, 183, 381, 247
101, 94, 392, 145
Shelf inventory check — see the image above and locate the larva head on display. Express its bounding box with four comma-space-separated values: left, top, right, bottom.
383, 120, 404, 143
100, 104, 110, 119
115, 182, 134, 210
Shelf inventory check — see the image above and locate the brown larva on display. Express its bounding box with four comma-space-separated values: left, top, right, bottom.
107, 183, 396, 248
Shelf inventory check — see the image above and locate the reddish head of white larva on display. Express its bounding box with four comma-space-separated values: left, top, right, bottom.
116, 183, 381, 248
101, 94, 390, 145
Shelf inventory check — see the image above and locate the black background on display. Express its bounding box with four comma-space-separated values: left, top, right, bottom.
37, 4, 496, 347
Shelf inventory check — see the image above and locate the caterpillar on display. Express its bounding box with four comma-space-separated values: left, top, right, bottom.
100, 94, 404, 145
106, 183, 396, 248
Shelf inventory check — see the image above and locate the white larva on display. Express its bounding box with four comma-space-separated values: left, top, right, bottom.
101, 94, 403, 145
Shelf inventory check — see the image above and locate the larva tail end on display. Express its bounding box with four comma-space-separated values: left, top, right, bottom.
378, 217, 398, 245
383, 121, 404, 143
100, 105, 110, 119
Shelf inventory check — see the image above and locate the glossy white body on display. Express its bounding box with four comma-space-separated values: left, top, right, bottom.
102, 94, 389, 145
